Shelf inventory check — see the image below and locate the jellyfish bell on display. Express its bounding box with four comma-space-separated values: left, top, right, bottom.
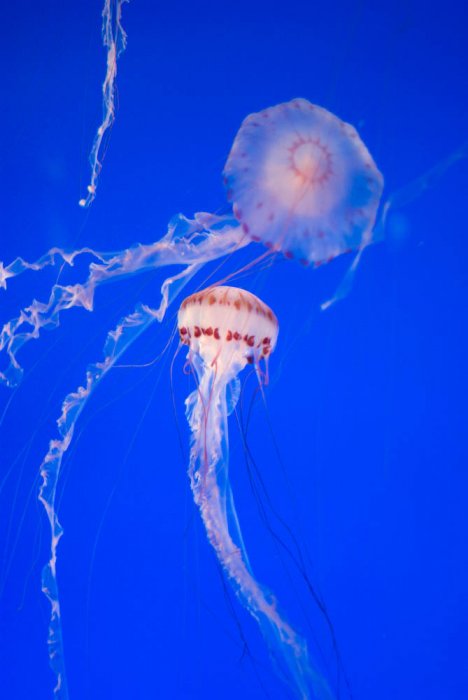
224, 98, 384, 266
178, 285, 278, 380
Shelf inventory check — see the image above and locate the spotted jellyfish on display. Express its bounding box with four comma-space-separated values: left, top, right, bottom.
178, 285, 333, 700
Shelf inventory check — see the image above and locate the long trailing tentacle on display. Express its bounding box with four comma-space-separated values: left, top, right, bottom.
185, 362, 333, 700
0, 214, 246, 387
38, 263, 198, 699
79, 0, 129, 208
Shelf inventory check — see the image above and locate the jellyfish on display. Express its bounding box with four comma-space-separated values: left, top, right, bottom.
178, 285, 331, 700
0, 98, 384, 698
224, 99, 383, 266
0, 98, 384, 387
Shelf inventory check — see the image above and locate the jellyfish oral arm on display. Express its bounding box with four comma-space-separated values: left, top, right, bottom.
188, 365, 330, 699
79, 0, 129, 208
35, 262, 201, 700
0, 214, 247, 388
185, 354, 331, 700
0, 213, 243, 291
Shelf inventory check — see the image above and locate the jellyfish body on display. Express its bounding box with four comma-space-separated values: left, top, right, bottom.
224, 98, 384, 265
178, 286, 332, 700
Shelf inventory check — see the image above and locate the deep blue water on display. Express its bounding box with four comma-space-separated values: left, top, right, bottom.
1, 1, 467, 699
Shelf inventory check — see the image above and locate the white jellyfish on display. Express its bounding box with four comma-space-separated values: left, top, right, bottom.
178, 285, 333, 700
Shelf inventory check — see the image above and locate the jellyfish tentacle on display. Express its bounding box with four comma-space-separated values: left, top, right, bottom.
0, 214, 247, 387
320, 231, 370, 311
186, 358, 333, 700
321, 139, 468, 311
39, 304, 156, 699
379, 138, 468, 231
79, 0, 129, 208
38, 263, 198, 699
0, 213, 241, 290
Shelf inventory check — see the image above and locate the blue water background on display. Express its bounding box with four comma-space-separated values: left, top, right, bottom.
0, 1, 467, 698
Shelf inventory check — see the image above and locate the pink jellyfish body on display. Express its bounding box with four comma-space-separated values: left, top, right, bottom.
178, 286, 332, 700
224, 98, 384, 265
